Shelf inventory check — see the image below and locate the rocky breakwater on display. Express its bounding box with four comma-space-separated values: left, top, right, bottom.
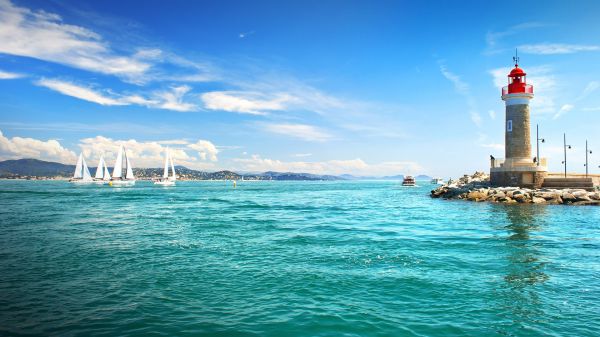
431, 172, 600, 206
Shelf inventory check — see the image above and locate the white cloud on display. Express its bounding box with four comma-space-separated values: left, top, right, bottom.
0, 69, 25, 79
291, 153, 312, 158
262, 123, 333, 142
151, 86, 197, 112
0, 0, 214, 84
201, 91, 294, 115
188, 140, 219, 161
0, 0, 150, 82
553, 104, 574, 120
579, 81, 599, 101
488, 110, 497, 120
35, 78, 198, 111
78, 135, 219, 169
485, 22, 546, 54
519, 43, 600, 55
0, 129, 76, 163
35, 78, 126, 106
232, 154, 422, 176
440, 63, 481, 127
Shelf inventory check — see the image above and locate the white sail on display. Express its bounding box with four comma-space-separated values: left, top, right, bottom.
73, 153, 83, 179
112, 146, 124, 179
125, 150, 135, 180
103, 164, 111, 180
82, 156, 93, 181
169, 155, 176, 180
163, 149, 169, 178
95, 156, 106, 179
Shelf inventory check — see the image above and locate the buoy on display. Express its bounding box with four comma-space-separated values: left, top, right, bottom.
233, 180, 237, 188
108, 181, 113, 186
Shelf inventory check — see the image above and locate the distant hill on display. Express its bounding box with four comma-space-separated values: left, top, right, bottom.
0, 159, 74, 177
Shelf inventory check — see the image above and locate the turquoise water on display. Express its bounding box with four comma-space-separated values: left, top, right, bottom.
1, 180, 599, 336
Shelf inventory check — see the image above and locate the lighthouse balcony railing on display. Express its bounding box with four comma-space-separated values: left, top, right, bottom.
502, 84, 533, 96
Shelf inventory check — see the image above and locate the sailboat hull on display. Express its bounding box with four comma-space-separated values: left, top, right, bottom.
109, 180, 136, 186
69, 179, 95, 184
154, 180, 175, 186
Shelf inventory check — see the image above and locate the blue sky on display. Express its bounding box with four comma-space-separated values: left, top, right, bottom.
1, 0, 600, 176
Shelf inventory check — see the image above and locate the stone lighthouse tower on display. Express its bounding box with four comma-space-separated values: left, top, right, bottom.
490, 54, 547, 188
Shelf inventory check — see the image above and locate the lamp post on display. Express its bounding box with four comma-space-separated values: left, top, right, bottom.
536, 124, 545, 166
562, 133, 572, 178
584, 140, 592, 177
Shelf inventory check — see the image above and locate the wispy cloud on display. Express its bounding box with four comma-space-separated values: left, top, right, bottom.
261, 123, 333, 142
239, 30, 255, 39
0, 0, 214, 84
200, 91, 294, 115
0, 69, 25, 79
35, 78, 198, 111
35, 78, 127, 106
519, 43, 600, 55
439, 63, 481, 127
485, 22, 546, 54
553, 104, 574, 120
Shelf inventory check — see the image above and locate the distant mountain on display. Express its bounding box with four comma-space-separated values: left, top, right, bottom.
415, 175, 433, 181
0, 159, 340, 181
0, 159, 74, 177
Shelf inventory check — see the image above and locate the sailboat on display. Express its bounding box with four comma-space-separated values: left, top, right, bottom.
109, 145, 136, 186
94, 155, 111, 183
154, 148, 176, 186
70, 152, 94, 183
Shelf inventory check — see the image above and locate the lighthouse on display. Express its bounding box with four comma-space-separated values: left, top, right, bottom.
490, 53, 547, 188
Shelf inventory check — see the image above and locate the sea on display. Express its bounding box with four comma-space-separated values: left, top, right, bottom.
1, 180, 599, 337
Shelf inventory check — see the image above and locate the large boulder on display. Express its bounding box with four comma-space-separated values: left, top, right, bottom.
532, 197, 546, 204
562, 193, 577, 203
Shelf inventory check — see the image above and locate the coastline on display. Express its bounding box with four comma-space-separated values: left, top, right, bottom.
431, 172, 600, 206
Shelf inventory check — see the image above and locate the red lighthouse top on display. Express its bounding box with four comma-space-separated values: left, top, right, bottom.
502, 51, 534, 95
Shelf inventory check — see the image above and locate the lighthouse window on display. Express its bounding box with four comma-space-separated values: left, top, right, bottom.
507, 120, 513, 132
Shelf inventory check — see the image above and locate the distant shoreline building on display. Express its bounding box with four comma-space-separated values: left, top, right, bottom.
490, 57, 548, 188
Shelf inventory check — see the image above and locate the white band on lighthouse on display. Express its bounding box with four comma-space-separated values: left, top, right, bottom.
502, 93, 534, 106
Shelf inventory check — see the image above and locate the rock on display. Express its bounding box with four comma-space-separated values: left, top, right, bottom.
572, 200, 600, 206
532, 197, 546, 204
590, 193, 600, 201
562, 193, 577, 203
495, 191, 506, 199
467, 191, 486, 201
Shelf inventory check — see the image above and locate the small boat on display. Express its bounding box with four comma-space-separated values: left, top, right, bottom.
109, 145, 135, 186
402, 175, 416, 187
431, 178, 444, 185
154, 148, 176, 186
93, 155, 111, 183
70, 152, 94, 183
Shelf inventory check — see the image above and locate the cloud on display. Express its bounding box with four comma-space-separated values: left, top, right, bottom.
0, 0, 214, 84
200, 91, 294, 115
0, 69, 25, 79
188, 140, 218, 161
439, 63, 481, 127
291, 153, 312, 158
519, 43, 600, 55
35, 78, 127, 105
553, 104, 574, 120
0, 129, 76, 163
488, 110, 497, 120
261, 123, 333, 142
78, 135, 219, 169
578, 81, 599, 101
485, 22, 546, 54
232, 154, 422, 176
35, 78, 198, 111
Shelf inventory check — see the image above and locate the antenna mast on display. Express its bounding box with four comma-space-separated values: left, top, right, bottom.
513, 48, 519, 67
